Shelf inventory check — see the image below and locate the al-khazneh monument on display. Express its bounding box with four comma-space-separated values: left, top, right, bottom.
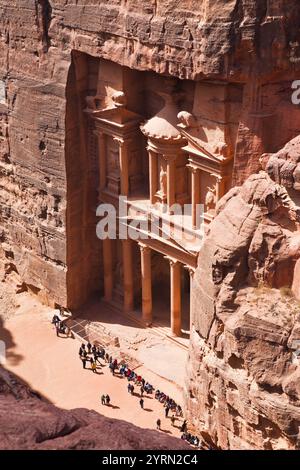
1, 0, 300, 450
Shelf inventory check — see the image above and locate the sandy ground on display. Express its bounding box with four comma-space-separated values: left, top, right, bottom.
0, 288, 186, 438
70, 298, 189, 390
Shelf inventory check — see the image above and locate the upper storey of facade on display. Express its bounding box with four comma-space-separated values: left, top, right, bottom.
85, 58, 239, 255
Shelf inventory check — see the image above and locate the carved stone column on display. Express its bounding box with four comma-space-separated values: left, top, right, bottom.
191, 166, 201, 229
149, 148, 158, 205
117, 138, 129, 196
169, 259, 182, 337
103, 238, 113, 301
166, 156, 176, 210
185, 265, 195, 333
98, 131, 107, 192
122, 239, 134, 312
140, 244, 152, 324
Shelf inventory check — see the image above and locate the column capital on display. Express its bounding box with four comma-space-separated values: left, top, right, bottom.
165, 256, 180, 267
113, 136, 125, 147
184, 265, 196, 276
93, 129, 106, 138
162, 153, 177, 163
147, 146, 158, 154
139, 243, 151, 255
187, 164, 199, 174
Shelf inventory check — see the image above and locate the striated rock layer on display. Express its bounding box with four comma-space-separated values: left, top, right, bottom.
0, 366, 189, 450
186, 163, 300, 449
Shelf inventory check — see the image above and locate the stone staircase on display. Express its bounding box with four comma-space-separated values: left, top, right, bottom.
66, 299, 189, 353
104, 301, 189, 351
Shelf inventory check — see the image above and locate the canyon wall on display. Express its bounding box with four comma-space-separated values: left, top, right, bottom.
186, 138, 300, 449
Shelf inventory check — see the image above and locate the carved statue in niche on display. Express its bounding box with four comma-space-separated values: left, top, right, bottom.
177, 111, 197, 129
205, 184, 217, 213
111, 91, 127, 108
159, 166, 167, 199
107, 138, 120, 176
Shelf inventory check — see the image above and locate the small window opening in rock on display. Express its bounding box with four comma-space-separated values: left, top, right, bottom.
39, 140, 46, 152
228, 354, 244, 369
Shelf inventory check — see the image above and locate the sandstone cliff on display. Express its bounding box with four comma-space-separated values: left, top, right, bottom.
0, 366, 189, 450
186, 150, 300, 449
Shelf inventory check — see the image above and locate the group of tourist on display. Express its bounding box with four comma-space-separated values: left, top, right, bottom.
51, 314, 70, 337
52, 316, 202, 448
78, 342, 106, 372
101, 394, 111, 406
154, 390, 183, 419
181, 432, 201, 447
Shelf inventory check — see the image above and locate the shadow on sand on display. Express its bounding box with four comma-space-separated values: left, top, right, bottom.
0, 317, 23, 366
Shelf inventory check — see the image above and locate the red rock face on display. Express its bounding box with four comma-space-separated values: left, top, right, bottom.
186, 167, 300, 449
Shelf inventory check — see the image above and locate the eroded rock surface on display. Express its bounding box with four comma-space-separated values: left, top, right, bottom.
0, 366, 189, 450
186, 170, 300, 449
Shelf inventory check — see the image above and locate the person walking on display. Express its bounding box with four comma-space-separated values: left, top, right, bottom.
139, 398, 144, 409
165, 406, 170, 418
171, 415, 176, 427
51, 314, 60, 326
91, 361, 97, 373
180, 420, 187, 433
156, 419, 161, 431
106, 394, 111, 406
87, 342, 92, 354
130, 385, 134, 395
55, 322, 60, 337
105, 352, 109, 363
82, 357, 87, 369
101, 394, 106, 405
140, 386, 144, 397
127, 383, 131, 394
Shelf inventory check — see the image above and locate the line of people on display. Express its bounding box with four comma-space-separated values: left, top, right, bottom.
75, 336, 202, 447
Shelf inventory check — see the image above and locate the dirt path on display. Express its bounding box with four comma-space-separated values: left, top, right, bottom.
3, 307, 185, 438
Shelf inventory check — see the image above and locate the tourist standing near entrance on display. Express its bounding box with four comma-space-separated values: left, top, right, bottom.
180, 420, 187, 433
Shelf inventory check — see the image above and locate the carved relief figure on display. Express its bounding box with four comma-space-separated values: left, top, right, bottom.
205, 185, 217, 213
107, 138, 120, 175
159, 166, 167, 199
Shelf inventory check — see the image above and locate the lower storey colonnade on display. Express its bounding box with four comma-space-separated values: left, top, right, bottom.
101, 238, 192, 337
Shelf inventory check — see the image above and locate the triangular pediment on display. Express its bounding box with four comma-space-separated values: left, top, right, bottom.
180, 128, 227, 164
90, 106, 142, 126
